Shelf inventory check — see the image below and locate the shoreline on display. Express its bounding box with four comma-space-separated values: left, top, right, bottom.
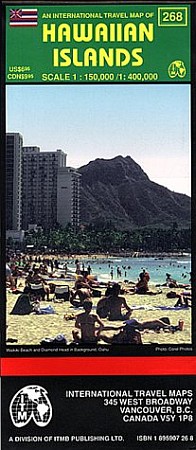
15, 251, 191, 260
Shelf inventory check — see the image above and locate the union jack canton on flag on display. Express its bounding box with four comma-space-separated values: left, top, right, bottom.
10, 9, 38, 27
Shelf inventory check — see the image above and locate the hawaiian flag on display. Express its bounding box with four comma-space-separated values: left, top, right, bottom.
10, 9, 38, 26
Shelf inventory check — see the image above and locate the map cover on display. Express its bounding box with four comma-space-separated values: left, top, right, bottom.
0, 1, 196, 448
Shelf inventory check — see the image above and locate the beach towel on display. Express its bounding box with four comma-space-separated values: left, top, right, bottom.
40, 334, 67, 345
129, 305, 189, 311
155, 305, 190, 311
36, 305, 56, 314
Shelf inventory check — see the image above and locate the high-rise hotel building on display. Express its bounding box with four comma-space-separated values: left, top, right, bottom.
57, 167, 81, 230
6, 133, 23, 230
22, 146, 67, 230
6, 133, 81, 231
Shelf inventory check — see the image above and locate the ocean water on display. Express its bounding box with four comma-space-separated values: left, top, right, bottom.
64, 256, 191, 285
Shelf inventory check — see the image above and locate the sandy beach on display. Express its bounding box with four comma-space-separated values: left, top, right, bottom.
6, 282, 191, 346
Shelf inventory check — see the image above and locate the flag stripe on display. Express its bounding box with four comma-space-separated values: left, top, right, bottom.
21, 9, 37, 12
21, 12, 37, 16
20, 14, 38, 18
10, 17, 37, 21
10, 23, 37, 26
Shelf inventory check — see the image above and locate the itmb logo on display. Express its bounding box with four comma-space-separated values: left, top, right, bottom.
9, 385, 52, 428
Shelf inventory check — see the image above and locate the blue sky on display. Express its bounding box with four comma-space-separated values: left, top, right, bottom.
6, 84, 191, 196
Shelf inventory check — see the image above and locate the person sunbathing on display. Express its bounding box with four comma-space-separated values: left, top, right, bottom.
99, 323, 142, 344
174, 294, 191, 308
75, 275, 91, 290
25, 268, 50, 301
70, 287, 92, 307
97, 283, 132, 320
70, 275, 92, 307
25, 270, 35, 287
125, 317, 180, 332
72, 299, 104, 343
135, 278, 149, 294
6, 263, 15, 289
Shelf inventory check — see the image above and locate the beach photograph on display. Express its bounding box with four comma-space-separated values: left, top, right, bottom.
5, 84, 191, 347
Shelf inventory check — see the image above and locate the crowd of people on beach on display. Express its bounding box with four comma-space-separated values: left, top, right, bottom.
6, 252, 191, 345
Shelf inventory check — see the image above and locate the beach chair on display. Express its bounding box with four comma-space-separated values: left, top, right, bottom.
53, 285, 70, 302
29, 283, 45, 301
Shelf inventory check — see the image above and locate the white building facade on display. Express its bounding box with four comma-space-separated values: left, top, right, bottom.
57, 167, 81, 229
